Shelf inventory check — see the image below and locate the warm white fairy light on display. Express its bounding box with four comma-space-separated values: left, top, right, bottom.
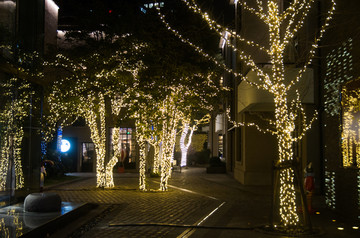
325, 169, 336, 209
136, 131, 147, 191
180, 114, 210, 167
180, 121, 194, 167
82, 93, 107, 188
287, 0, 336, 91
158, 0, 336, 227
45, 40, 145, 188
0, 85, 32, 191
0, 45, 39, 191
159, 94, 180, 191
341, 87, 360, 168
149, 139, 161, 174
279, 167, 299, 226
129, 73, 220, 191
129, 91, 162, 190
105, 128, 120, 188
324, 39, 353, 116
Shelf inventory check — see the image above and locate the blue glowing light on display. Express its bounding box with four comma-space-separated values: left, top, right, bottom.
60, 139, 71, 153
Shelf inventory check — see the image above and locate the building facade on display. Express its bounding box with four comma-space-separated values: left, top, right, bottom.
212, 0, 360, 223
320, 0, 360, 222
0, 0, 58, 206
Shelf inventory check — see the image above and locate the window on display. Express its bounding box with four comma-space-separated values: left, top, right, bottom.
110, 128, 136, 164
324, 39, 353, 116
81, 142, 94, 172
341, 79, 360, 168
218, 134, 223, 158
143, 1, 164, 9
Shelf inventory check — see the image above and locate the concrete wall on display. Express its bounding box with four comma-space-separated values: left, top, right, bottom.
234, 112, 277, 185
0, 0, 16, 42
231, 0, 321, 187
44, 0, 58, 53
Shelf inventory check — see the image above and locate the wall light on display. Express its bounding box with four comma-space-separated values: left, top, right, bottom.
60, 139, 71, 153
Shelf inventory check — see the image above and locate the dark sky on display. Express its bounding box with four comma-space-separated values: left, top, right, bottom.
55, 0, 234, 28
55, 0, 142, 26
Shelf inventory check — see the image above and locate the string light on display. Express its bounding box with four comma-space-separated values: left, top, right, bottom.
129, 74, 220, 191
157, 0, 336, 227
341, 86, 360, 168
159, 92, 181, 191
325, 170, 336, 209
137, 132, 147, 191
0, 45, 40, 191
180, 114, 210, 167
45, 39, 145, 188
324, 39, 353, 116
105, 128, 120, 188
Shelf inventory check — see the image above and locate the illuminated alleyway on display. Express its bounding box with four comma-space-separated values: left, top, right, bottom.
38, 167, 359, 238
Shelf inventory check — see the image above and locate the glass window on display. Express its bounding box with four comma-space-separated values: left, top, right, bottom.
110, 128, 136, 164
341, 80, 360, 168
218, 134, 223, 158
81, 142, 94, 172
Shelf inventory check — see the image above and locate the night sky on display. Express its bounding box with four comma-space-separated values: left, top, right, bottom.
55, 0, 235, 28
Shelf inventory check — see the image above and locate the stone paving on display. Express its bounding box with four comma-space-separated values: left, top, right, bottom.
46, 168, 360, 238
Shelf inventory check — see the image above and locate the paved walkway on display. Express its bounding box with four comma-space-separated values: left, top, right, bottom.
45, 167, 359, 238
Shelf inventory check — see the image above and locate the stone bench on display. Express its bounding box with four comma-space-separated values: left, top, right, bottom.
24, 193, 62, 212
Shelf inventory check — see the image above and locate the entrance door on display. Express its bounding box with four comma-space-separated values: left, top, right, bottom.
81, 142, 94, 172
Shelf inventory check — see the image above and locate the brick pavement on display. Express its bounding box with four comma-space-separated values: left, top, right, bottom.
48, 170, 223, 237
46, 168, 360, 238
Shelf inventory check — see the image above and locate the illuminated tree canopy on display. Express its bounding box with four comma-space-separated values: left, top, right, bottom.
0, 45, 44, 191
157, 0, 336, 230
44, 36, 145, 188
127, 69, 224, 191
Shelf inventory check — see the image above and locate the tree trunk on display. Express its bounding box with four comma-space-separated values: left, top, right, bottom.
14, 127, 24, 189
0, 132, 10, 191
273, 91, 300, 227
85, 94, 107, 188
138, 138, 147, 191
152, 142, 161, 174
105, 128, 120, 188
180, 122, 194, 167
159, 115, 178, 191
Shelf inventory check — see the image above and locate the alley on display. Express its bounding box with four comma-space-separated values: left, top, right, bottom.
45, 168, 359, 238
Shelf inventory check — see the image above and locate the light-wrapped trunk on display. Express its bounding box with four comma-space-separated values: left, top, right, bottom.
105, 128, 121, 188
159, 98, 180, 191
84, 93, 107, 188
180, 122, 195, 167
138, 138, 147, 191
152, 142, 161, 174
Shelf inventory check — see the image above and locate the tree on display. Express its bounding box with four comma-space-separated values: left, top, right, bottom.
126, 89, 162, 191
179, 114, 210, 167
127, 85, 185, 191
128, 71, 223, 191
157, 0, 336, 231
0, 45, 43, 191
120, 5, 225, 191
57, 1, 224, 191
44, 38, 145, 188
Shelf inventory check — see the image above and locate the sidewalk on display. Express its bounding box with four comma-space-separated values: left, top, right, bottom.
3, 167, 359, 237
